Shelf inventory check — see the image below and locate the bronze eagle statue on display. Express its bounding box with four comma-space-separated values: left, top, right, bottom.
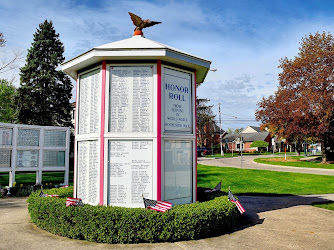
129, 12, 161, 35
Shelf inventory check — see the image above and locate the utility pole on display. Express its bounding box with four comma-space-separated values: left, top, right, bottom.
219, 103, 224, 156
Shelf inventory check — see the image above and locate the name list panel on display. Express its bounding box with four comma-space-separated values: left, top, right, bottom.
77, 140, 99, 205
109, 66, 153, 133
78, 69, 101, 135
108, 140, 153, 208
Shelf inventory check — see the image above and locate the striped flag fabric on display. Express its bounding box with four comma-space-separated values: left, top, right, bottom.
228, 189, 246, 214
143, 197, 172, 212
204, 181, 222, 193
39, 190, 59, 197
66, 197, 83, 207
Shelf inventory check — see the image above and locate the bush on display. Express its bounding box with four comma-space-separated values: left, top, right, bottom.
28, 187, 241, 243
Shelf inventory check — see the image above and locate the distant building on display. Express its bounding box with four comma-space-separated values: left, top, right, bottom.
222, 126, 272, 153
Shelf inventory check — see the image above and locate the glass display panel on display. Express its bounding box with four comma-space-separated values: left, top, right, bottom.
0, 127, 12, 145
17, 150, 38, 168
43, 151, 65, 167
164, 68, 192, 133
109, 66, 153, 133
78, 69, 101, 134
17, 129, 39, 146
44, 130, 66, 147
0, 149, 11, 168
108, 140, 153, 207
164, 141, 192, 203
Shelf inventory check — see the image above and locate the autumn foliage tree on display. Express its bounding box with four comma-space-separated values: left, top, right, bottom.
256, 32, 334, 163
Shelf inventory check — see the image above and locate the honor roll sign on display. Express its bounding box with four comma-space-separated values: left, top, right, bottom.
164, 68, 192, 133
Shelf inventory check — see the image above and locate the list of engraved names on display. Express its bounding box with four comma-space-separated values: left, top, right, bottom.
109, 67, 153, 132
109, 140, 152, 207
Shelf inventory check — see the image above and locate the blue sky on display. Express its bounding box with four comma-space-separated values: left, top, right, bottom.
1, 0, 334, 129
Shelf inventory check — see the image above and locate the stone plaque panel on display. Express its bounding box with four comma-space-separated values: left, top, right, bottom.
108, 140, 153, 208
0, 149, 11, 168
78, 69, 101, 134
0, 127, 12, 145
44, 130, 66, 147
109, 66, 153, 133
17, 129, 39, 146
43, 151, 65, 167
17, 150, 39, 168
77, 140, 99, 205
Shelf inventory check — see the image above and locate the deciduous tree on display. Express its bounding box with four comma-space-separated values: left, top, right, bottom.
197, 98, 216, 147
256, 32, 334, 162
16, 20, 73, 127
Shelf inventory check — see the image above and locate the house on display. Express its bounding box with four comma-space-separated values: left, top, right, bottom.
222, 126, 272, 153
197, 120, 225, 149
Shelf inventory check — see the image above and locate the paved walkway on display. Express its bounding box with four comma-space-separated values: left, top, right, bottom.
1, 195, 334, 250
198, 155, 334, 176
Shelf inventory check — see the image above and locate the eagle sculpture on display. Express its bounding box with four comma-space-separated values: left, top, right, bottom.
129, 12, 161, 36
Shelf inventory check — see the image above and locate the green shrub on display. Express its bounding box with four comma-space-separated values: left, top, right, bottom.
28, 187, 241, 243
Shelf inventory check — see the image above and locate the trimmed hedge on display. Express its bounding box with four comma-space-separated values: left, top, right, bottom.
27, 187, 241, 243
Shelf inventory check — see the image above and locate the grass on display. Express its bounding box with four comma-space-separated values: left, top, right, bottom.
313, 202, 334, 211
0, 172, 74, 187
254, 156, 334, 169
204, 152, 297, 158
197, 164, 334, 195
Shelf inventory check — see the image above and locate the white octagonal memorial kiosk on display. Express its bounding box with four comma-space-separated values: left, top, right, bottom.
62, 34, 211, 207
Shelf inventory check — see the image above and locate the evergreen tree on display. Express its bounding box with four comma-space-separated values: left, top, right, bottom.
16, 20, 73, 127
0, 79, 17, 123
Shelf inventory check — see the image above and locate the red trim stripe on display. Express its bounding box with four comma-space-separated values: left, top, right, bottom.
100, 60, 107, 205
157, 60, 162, 201
194, 70, 197, 202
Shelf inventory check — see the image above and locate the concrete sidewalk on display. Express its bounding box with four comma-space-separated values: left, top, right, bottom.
198, 155, 334, 176
1, 195, 334, 249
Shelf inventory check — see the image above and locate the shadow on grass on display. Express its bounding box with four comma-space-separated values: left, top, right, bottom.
199, 187, 334, 232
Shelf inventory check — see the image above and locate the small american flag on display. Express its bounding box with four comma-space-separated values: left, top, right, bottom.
39, 190, 59, 197
228, 189, 246, 214
60, 185, 69, 188
143, 197, 172, 212
66, 197, 83, 207
204, 181, 222, 193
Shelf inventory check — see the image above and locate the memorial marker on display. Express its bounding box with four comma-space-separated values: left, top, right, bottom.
62, 14, 211, 207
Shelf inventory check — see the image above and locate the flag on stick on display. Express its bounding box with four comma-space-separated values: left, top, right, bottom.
39, 190, 59, 197
228, 188, 246, 214
204, 181, 222, 193
143, 197, 172, 212
66, 197, 83, 207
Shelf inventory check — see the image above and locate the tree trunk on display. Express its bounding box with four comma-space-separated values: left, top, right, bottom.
321, 135, 334, 163
295, 141, 303, 156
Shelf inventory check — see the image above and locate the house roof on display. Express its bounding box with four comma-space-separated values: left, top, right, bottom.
242, 126, 262, 133
222, 131, 270, 143
62, 35, 211, 83
241, 132, 270, 142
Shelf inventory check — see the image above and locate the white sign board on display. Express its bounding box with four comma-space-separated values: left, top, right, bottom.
44, 130, 66, 147
164, 68, 192, 133
108, 140, 153, 207
78, 69, 101, 134
77, 140, 100, 205
109, 66, 153, 133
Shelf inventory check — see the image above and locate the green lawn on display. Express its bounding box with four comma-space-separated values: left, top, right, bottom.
313, 202, 334, 211
197, 164, 334, 195
254, 156, 334, 169
0, 172, 74, 187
